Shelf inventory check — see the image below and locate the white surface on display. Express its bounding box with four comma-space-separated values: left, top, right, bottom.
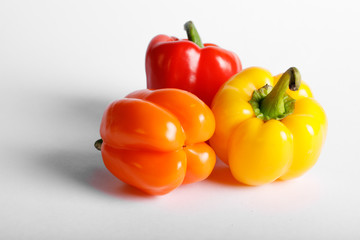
1, 0, 360, 239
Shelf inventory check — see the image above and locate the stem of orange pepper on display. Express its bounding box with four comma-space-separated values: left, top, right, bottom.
184, 21, 204, 48
94, 139, 103, 151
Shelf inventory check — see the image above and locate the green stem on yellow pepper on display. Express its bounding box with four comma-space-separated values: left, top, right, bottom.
249, 67, 301, 121
184, 21, 204, 48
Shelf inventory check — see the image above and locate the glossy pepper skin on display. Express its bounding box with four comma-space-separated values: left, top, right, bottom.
98, 88, 216, 195
210, 67, 327, 185
146, 21, 242, 106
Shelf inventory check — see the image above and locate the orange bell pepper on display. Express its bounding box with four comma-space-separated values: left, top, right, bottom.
95, 89, 216, 195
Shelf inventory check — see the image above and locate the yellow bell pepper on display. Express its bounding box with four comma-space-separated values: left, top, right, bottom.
210, 67, 327, 185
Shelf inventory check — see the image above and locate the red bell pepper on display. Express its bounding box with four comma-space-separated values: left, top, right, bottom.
145, 21, 242, 106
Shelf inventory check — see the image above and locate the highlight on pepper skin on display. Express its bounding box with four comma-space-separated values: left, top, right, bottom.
95, 88, 216, 195
210, 67, 327, 186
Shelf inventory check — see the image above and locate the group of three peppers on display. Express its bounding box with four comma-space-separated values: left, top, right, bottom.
95, 21, 327, 195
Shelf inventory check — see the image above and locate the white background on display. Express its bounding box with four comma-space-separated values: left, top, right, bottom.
1, 0, 360, 239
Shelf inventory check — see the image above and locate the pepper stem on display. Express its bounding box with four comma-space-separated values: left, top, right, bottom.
260, 67, 301, 120
184, 21, 204, 48
94, 139, 103, 151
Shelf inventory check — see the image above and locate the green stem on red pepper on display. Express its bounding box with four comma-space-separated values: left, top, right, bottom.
249, 67, 301, 121
184, 21, 204, 48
